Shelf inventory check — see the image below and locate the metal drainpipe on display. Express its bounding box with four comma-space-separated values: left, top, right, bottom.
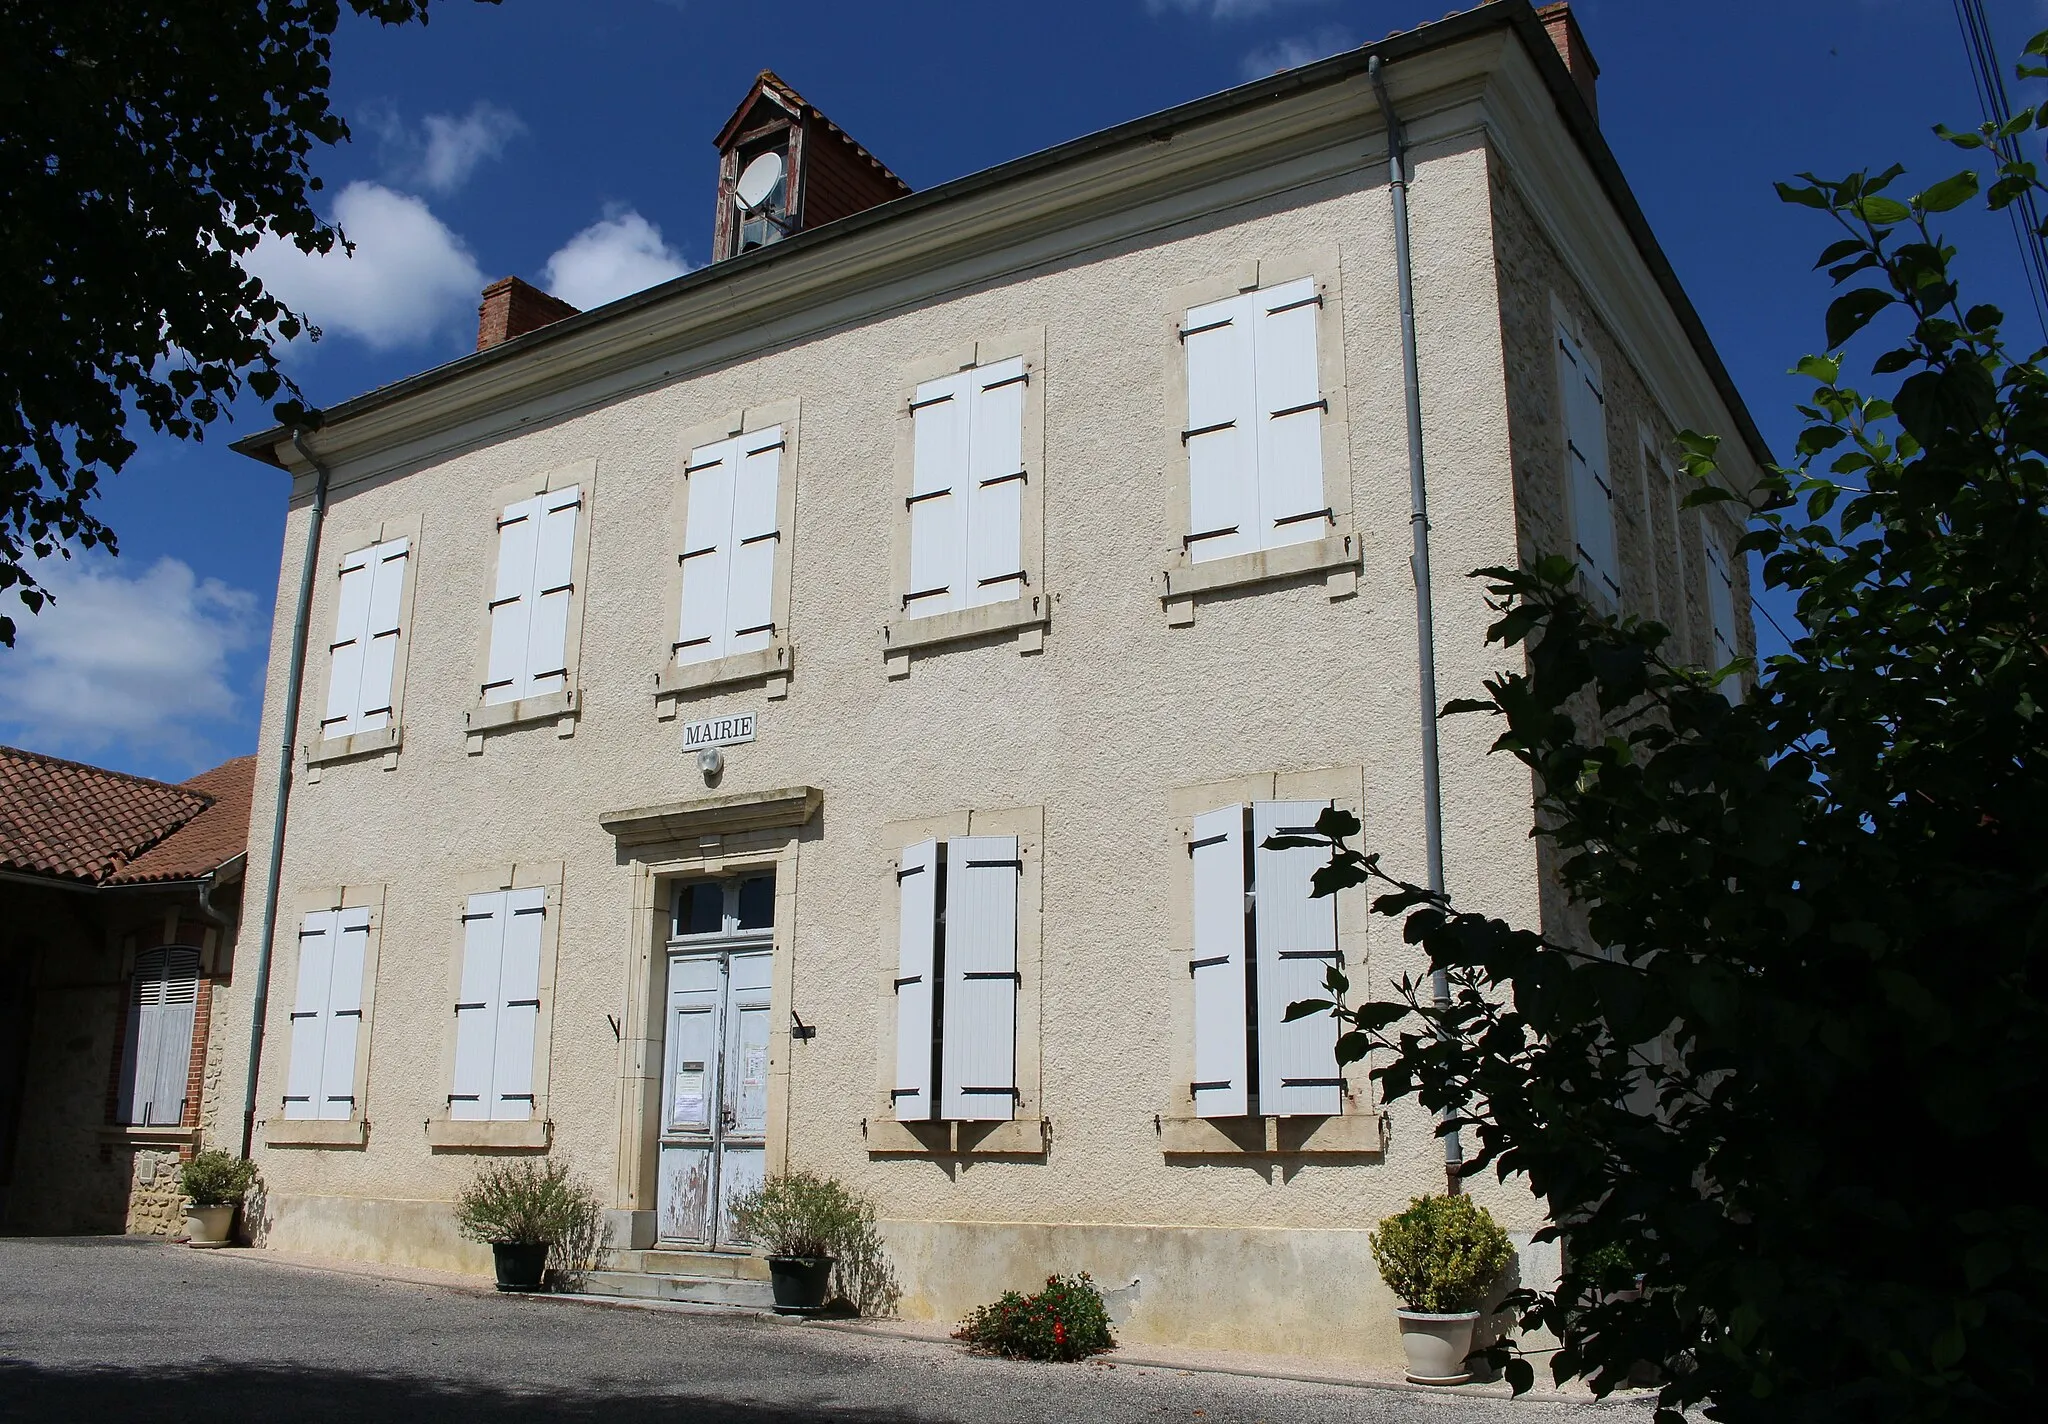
237, 430, 332, 1158
1369, 53, 1465, 1195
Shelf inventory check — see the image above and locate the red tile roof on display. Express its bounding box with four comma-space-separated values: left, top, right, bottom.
0, 746, 253, 887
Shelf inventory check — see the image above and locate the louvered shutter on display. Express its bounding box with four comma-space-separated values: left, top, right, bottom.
120, 951, 164, 1125
1252, 278, 1327, 548
891, 840, 939, 1120
484, 498, 540, 704
150, 951, 200, 1128
1252, 801, 1343, 1117
907, 372, 971, 616
524, 487, 579, 698
319, 907, 369, 1119
1706, 535, 1740, 703
1183, 292, 1260, 563
941, 835, 1020, 1122
492, 887, 546, 1120
283, 911, 335, 1120
1189, 804, 1249, 1119
320, 554, 375, 738
1560, 329, 1619, 606
676, 440, 736, 666
964, 359, 1027, 607
355, 539, 408, 732
451, 892, 505, 1120
725, 430, 783, 655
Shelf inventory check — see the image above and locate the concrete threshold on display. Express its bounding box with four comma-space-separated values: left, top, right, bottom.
189, 1243, 1625, 1406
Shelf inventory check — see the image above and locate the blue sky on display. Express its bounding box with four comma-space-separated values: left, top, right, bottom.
4, 0, 2044, 782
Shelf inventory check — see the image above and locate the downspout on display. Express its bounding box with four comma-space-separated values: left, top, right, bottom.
1369, 53, 1465, 1195
237, 430, 331, 1158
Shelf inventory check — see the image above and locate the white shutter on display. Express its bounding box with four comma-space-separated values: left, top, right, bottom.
451, 892, 505, 1120
941, 835, 1020, 1122
725, 430, 783, 655
283, 911, 335, 1120
676, 440, 736, 666
1189, 804, 1249, 1119
320, 907, 369, 1120
120, 952, 163, 1125
524, 487, 579, 698
151, 954, 200, 1129
1560, 328, 1619, 606
891, 840, 940, 1120
320, 554, 374, 738
1706, 534, 1740, 703
964, 359, 1027, 607
1183, 292, 1260, 564
1252, 801, 1343, 1117
355, 539, 408, 732
1251, 277, 1327, 548
484, 497, 540, 705
907, 371, 971, 616
492, 887, 546, 1121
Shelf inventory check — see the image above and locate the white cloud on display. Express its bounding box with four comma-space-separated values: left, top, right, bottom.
1241, 26, 1357, 79
0, 555, 259, 768
248, 181, 485, 350
1148, 0, 1334, 20
541, 211, 693, 311
418, 103, 526, 193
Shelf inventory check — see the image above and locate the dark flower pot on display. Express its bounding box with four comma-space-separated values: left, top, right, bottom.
767, 1255, 835, 1314
492, 1241, 549, 1292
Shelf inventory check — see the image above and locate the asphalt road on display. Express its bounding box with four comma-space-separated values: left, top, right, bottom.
0, 1236, 1622, 1423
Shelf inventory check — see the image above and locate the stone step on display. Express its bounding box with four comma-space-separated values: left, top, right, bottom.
578, 1270, 776, 1309
608, 1249, 770, 1281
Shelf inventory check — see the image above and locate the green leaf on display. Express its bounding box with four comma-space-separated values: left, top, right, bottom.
1853, 195, 1912, 224
1794, 354, 1842, 383
1915, 171, 1979, 212
1826, 287, 1892, 349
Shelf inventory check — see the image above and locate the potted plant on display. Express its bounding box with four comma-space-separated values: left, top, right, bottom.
453, 1158, 606, 1292
1370, 1193, 1514, 1385
728, 1168, 867, 1314
178, 1149, 256, 1247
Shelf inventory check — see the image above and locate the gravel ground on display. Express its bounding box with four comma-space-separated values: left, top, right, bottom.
0, 1236, 1628, 1423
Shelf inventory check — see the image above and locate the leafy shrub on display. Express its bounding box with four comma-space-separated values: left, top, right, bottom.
955, 1272, 1116, 1361
1370, 1195, 1513, 1313
179, 1149, 256, 1207
452, 1159, 608, 1288
728, 1168, 866, 1260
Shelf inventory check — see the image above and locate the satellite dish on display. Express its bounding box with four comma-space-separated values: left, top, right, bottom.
734, 151, 784, 212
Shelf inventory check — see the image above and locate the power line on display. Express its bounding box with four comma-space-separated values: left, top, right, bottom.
1954, 0, 2048, 343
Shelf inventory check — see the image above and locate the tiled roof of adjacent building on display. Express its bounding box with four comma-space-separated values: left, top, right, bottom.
0, 746, 254, 887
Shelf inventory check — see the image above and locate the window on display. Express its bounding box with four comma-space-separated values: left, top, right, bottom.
675, 428, 784, 669
319, 538, 409, 744
905, 359, 1028, 618
1558, 323, 1619, 608
1180, 276, 1331, 564
282, 908, 369, 1121
674, 872, 776, 938
1705, 532, 1741, 702
891, 836, 1021, 1123
119, 947, 201, 1127
450, 888, 548, 1122
883, 334, 1048, 670
1188, 801, 1343, 1119
483, 486, 580, 707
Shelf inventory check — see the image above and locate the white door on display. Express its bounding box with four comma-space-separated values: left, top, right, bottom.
656, 947, 772, 1248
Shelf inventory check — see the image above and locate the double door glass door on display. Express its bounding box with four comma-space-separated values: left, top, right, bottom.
657, 941, 771, 1248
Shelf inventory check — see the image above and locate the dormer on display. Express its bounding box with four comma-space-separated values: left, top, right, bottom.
711, 70, 911, 262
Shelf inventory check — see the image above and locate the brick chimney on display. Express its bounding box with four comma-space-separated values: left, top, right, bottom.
476, 276, 580, 352
1536, 3, 1600, 123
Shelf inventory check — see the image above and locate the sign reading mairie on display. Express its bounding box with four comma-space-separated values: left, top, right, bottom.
682, 711, 757, 751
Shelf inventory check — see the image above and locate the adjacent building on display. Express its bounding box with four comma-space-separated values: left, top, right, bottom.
215, 1, 1761, 1365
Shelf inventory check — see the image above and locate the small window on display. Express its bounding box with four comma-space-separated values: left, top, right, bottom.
891, 837, 1020, 1123
674, 428, 785, 668
1558, 324, 1619, 608
904, 358, 1029, 618
733, 140, 791, 254
319, 537, 409, 742
282, 909, 370, 1121
119, 947, 201, 1127
672, 872, 777, 940
482, 486, 581, 706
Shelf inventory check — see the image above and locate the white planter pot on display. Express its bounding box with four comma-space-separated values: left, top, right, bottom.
1395, 1309, 1480, 1385
184, 1203, 235, 1247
